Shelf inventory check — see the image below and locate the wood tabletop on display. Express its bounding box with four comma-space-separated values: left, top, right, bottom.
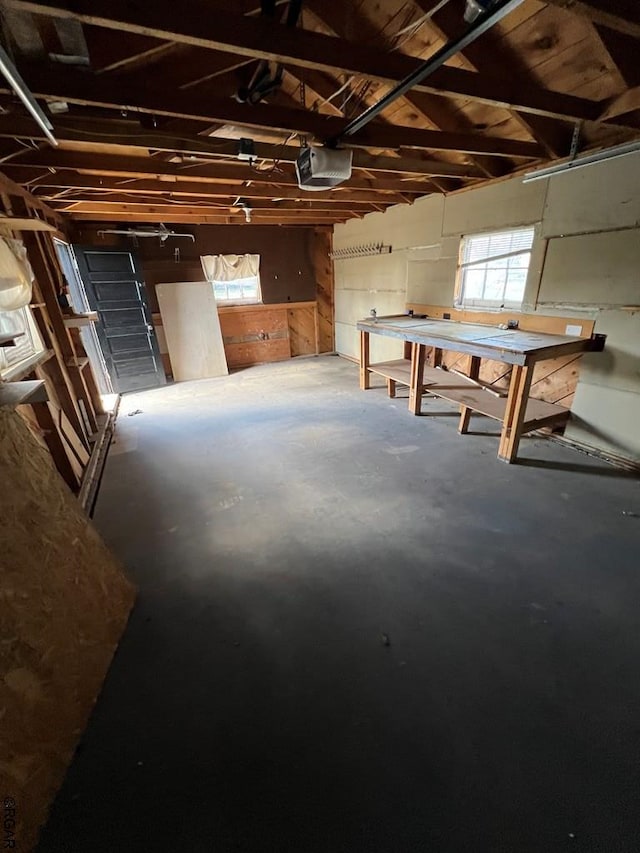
357, 315, 601, 366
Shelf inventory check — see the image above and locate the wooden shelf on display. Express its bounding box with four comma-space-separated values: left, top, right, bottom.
0, 379, 48, 407
368, 359, 569, 433
0, 332, 24, 347
368, 359, 412, 384
424, 373, 569, 432
63, 312, 98, 328
66, 357, 90, 369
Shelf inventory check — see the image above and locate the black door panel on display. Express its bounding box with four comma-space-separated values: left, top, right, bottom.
73, 247, 167, 393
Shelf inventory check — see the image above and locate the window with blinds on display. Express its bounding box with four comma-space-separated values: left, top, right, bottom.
456, 227, 535, 310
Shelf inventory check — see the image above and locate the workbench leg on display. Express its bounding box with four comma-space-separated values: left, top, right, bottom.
498, 364, 533, 463
359, 330, 370, 390
408, 342, 426, 415
431, 346, 443, 368
387, 378, 397, 398
458, 355, 481, 434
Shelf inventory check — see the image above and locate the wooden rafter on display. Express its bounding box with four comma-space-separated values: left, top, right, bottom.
4, 65, 545, 157
303, 0, 502, 181
20, 172, 413, 204
0, 114, 486, 178
421, 1, 573, 158
1, 152, 439, 193
2, 0, 607, 122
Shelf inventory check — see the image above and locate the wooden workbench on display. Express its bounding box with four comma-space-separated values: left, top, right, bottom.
357, 315, 605, 463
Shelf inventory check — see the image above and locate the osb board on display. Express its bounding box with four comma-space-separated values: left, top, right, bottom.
0, 409, 135, 852
224, 338, 291, 369
288, 306, 317, 357
407, 304, 595, 338
156, 281, 228, 382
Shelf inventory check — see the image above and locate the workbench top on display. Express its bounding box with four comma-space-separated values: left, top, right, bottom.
357, 315, 601, 366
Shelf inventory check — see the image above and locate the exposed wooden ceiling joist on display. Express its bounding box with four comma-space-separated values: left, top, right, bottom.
2, 152, 439, 193
19, 172, 411, 204
421, 1, 573, 158
2, 0, 608, 123
0, 114, 486, 177
49, 195, 380, 213
5, 65, 545, 157
67, 212, 338, 225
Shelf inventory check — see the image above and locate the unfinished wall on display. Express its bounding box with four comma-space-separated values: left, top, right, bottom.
73, 224, 322, 309
334, 154, 640, 464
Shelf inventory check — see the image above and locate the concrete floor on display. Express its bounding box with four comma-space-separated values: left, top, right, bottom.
38, 357, 640, 853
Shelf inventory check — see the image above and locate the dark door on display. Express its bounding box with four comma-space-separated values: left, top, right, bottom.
73, 246, 166, 393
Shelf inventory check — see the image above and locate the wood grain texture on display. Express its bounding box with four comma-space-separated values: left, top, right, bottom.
0, 409, 135, 852
156, 281, 228, 381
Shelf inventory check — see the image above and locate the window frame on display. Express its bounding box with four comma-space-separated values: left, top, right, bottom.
454, 226, 536, 312
211, 273, 262, 306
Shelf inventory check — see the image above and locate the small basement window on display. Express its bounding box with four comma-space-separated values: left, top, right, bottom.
456, 227, 535, 310
201, 253, 262, 305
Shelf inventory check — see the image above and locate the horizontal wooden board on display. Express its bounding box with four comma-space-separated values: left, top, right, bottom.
225, 338, 291, 368
406, 304, 596, 338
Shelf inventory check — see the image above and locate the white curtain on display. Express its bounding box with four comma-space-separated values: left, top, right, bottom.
201, 253, 260, 282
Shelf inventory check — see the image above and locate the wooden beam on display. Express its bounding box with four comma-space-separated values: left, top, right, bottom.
424, 2, 574, 158
48, 195, 382, 212
304, 1, 501, 180
8, 65, 545, 158
64, 211, 346, 224
0, 114, 485, 177
57, 200, 348, 218
26, 172, 406, 203
544, 0, 640, 39
3, 152, 440, 193
0, 169, 62, 224
2, 0, 604, 122
600, 85, 640, 121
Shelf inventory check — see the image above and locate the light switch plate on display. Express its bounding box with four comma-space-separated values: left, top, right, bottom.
565, 324, 582, 336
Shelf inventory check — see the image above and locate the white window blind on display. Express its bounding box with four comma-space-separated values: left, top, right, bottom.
457, 227, 535, 310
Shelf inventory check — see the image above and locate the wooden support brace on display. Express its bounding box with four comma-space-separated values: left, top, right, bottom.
387, 377, 397, 398
458, 355, 481, 434
359, 330, 370, 390
497, 363, 533, 463
408, 342, 426, 416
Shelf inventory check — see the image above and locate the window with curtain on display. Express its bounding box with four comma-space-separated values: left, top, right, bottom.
201, 254, 261, 305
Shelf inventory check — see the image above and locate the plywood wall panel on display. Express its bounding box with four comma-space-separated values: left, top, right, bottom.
156, 281, 228, 381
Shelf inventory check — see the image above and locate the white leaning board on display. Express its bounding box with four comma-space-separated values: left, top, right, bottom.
156, 281, 228, 381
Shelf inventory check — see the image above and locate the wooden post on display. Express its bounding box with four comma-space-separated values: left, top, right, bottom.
359, 330, 370, 390
387, 378, 396, 398
431, 346, 443, 368
497, 363, 533, 463
408, 342, 426, 415
458, 355, 481, 434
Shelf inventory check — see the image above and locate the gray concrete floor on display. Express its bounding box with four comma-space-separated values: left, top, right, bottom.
38, 356, 640, 853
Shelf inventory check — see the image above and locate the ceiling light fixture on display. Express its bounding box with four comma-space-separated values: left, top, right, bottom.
0, 45, 58, 147
522, 140, 640, 183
